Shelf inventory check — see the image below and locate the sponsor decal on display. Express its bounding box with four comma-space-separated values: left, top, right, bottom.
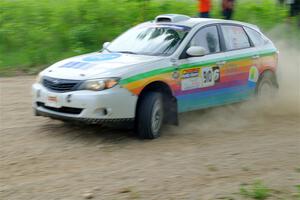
82, 53, 121, 62
181, 68, 199, 79
249, 66, 259, 82
181, 68, 201, 91
180, 66, 220, 91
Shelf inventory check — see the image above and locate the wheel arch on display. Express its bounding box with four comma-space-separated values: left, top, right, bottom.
255, 69, 279, 95
258, 69, 279, 88
136, 81, 178, 125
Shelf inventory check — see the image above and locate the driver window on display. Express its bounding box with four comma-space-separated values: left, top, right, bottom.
190, 26, 221, 54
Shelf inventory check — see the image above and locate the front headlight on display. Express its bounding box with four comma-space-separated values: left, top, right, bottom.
78, 78, 120, 91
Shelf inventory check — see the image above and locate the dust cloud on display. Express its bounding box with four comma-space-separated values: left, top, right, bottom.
175, 26, 300, 134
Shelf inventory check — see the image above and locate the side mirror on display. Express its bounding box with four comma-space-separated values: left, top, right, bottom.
103, 42, 110, 49
186, 46, 207, 57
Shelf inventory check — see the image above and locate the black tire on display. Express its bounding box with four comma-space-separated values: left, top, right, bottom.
256, 71, 278, 98
136, 92, 164, 139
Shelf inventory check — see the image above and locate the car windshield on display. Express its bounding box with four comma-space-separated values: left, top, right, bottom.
106, 25, 190, 56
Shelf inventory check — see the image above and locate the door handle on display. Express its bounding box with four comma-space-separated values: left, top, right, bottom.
217, 61, 226, 66
252, 55, 260, 59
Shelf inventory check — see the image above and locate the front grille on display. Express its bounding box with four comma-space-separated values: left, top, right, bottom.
42, 76, 81, 92
37, 102, 83, 115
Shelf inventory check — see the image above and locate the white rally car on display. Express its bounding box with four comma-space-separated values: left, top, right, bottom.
33, 14, 278, 139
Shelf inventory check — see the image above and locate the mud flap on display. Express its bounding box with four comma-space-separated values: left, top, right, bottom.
164, 96, 179, 126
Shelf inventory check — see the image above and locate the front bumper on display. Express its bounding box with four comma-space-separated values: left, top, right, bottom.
32, 83, 138, 122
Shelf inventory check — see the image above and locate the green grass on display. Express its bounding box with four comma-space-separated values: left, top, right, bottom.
240, 181, 271, 200
0, 0, 294, 75
238, 181, 300, 199
296, 185, 300, 199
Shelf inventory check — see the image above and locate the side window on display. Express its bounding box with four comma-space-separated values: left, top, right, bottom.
244, 27, 266, 47
190, 26, 220, 54
221, 25, 251, 50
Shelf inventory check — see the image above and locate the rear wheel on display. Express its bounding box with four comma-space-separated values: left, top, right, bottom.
256, 71, 278, 98
136, 92, 164, 139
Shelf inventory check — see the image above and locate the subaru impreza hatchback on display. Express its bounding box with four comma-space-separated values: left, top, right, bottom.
32, 14, 278, 139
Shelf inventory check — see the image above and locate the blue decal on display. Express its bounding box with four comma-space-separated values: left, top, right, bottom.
59, 62, 93, 70
83, 53, 121, 62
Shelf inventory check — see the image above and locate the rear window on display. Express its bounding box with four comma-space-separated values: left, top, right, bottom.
244, 27, 266, 47
221, 25, 251, 51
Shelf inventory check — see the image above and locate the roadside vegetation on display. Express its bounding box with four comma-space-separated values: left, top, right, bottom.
0, 0, 294, 75
238, 181, 300, 200
240, 181, 271, 200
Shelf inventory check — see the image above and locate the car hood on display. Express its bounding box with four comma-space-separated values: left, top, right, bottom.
42, 52, 164, 80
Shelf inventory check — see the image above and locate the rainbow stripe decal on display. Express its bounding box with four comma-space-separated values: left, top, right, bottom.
120, 49, 277, 112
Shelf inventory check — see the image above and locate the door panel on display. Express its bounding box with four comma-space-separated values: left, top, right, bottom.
176, 54, 227, 112
220, 49, 258, 103
220, 25, 260, 102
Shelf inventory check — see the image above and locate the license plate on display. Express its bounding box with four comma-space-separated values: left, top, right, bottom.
45, 93, 61, 108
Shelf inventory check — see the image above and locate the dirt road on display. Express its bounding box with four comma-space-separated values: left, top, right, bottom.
0, 42, 300, 199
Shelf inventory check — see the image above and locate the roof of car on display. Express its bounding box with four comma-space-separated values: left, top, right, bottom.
169, 17, 219, 27
151, 14, 259, 31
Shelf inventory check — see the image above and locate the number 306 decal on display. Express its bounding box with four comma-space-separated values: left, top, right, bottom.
201, 66, 220, 87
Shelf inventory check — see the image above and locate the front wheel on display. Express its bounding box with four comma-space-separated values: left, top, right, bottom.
136, 92, 164, 139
